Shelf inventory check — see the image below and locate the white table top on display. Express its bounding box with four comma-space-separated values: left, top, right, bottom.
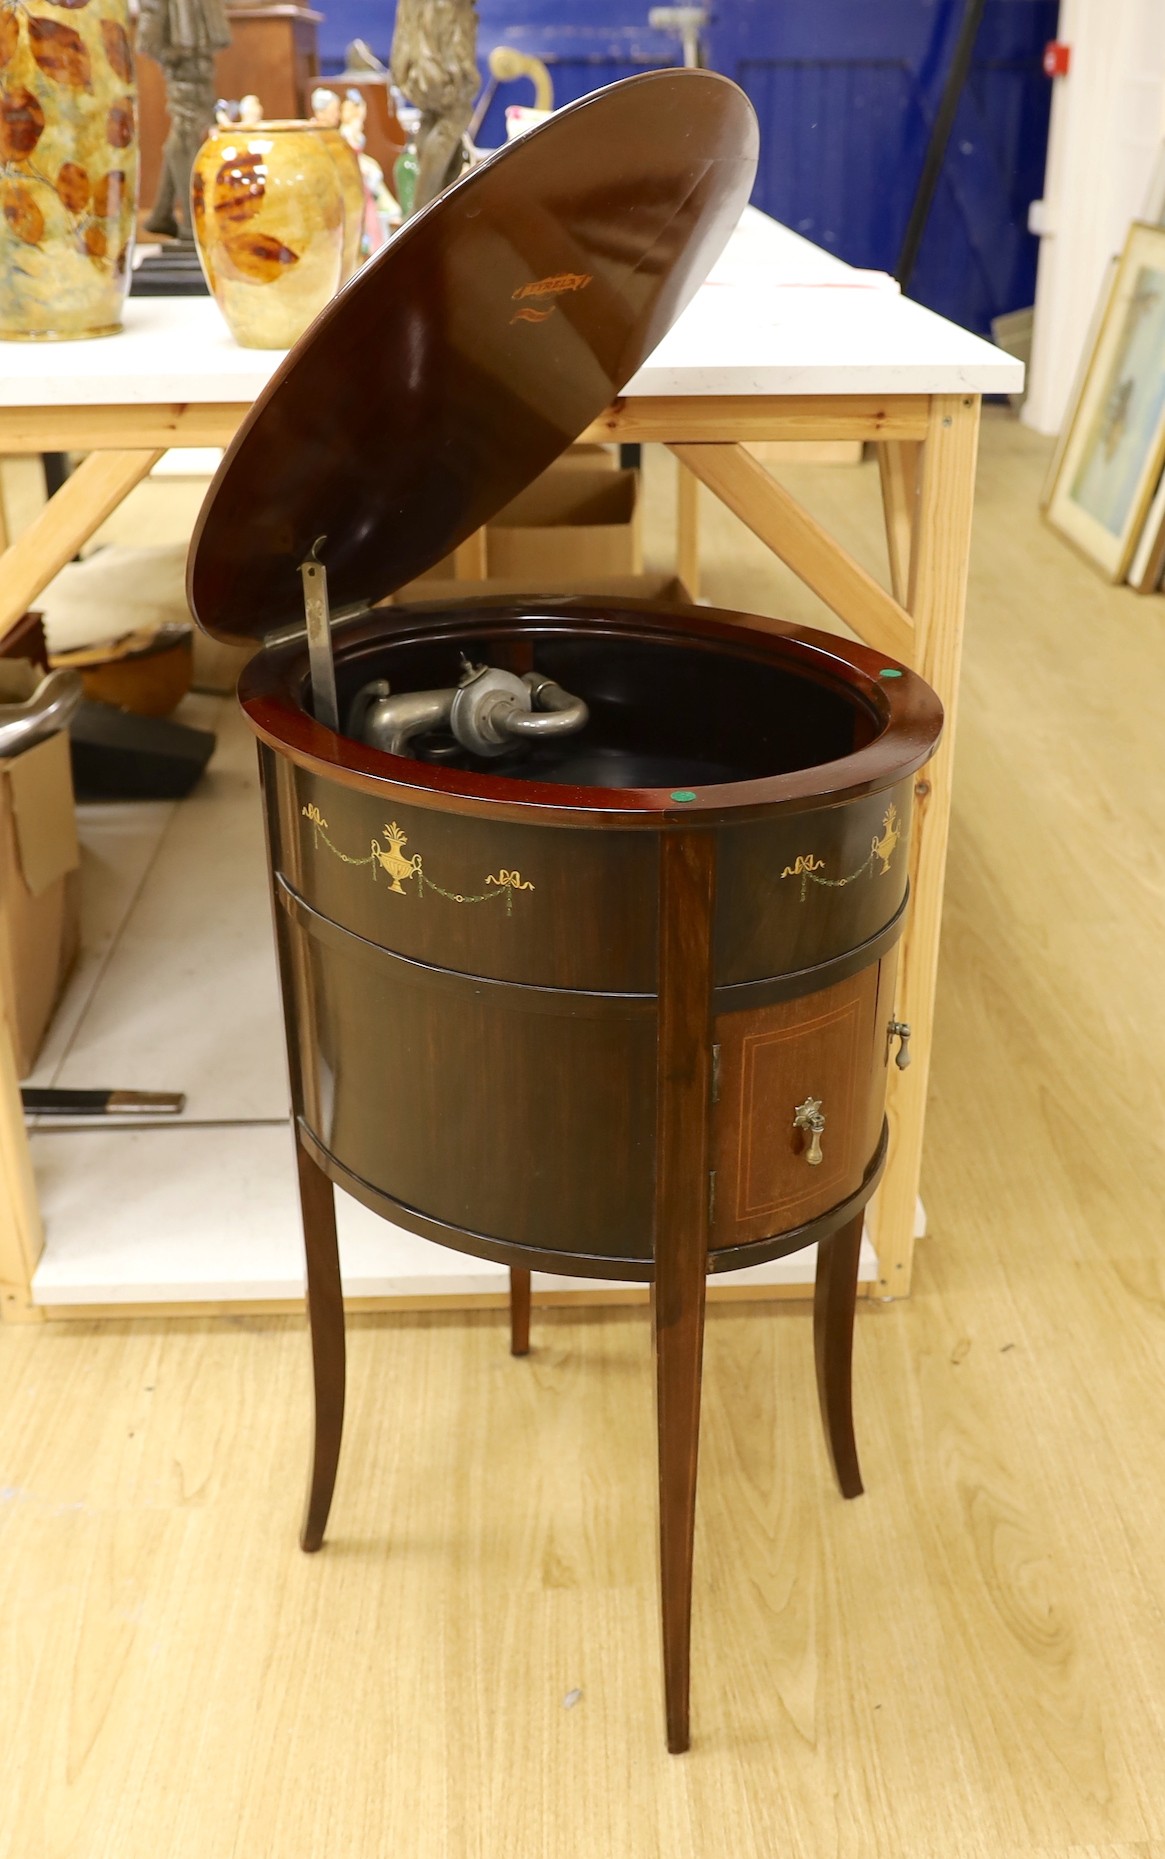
0, 206, 1022, 408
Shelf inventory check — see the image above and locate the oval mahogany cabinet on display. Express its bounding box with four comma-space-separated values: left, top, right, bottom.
238, 592, 942, 1751
187, 63, 944, 1763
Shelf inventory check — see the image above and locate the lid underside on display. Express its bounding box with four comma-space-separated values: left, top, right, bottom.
187, 70, 759, 645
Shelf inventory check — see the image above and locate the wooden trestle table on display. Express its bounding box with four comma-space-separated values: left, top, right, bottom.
0, 206, 1022, 1323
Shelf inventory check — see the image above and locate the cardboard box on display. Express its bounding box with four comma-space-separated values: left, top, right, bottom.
402, 456, 642, 595
487, 463, 642, 580
562, 442, 620, 470
390, 571, 691, 609
0, 663, 81, 1078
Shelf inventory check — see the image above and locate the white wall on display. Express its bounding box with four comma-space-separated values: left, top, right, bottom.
1024, 0, 1165, 435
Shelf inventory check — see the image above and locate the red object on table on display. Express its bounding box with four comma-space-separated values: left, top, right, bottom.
1043, 41, 1071, 78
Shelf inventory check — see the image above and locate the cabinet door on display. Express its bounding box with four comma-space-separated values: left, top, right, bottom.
710, 962, 891, 1251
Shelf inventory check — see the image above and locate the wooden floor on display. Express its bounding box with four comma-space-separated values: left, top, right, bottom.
3, 412, 1165, 1856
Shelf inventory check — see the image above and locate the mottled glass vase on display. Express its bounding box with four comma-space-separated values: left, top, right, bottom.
0, 0, 138, 339
192, 121, 346, 349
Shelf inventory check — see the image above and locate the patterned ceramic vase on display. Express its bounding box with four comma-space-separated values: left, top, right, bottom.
316, 126, 364, 281
0, 0, 138, 340
191, 120, 346, 349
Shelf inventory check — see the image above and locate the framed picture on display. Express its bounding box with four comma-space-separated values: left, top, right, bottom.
1046, 222, 1165, 580
1039, 255, 1118, 511
1127, 464, 1165, 591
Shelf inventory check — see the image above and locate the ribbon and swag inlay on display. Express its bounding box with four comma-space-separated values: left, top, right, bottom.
780, 802, 902, 903
300, 805, 535, 914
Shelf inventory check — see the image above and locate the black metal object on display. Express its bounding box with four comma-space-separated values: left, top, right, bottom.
130, 246, 211, 297
41, 454, 71, 508
68, 700, 216, 800
895, 0, 989, 294
22, 1089, 186, 1116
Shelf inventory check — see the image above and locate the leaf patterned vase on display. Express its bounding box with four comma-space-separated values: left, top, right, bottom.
316, 126, 364, 282
191, 121, 345, 350
0, 0, 138, 339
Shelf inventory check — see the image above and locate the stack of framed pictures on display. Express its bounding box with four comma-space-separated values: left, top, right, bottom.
1045, 222, 1165, 591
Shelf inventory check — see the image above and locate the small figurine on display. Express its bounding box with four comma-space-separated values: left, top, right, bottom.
310, 85, 399, 253
215, 93, 265, 130
309, 85, 343, 131
339, 90, 367, 152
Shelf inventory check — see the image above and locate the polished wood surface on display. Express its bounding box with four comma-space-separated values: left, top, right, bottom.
240, 601, 941, 825
256, 609, 931, 1288
711, 965, 884, 1248
812, 1209, 865, 1499
652, 831, 716, 1753
508, 1268, 530, 1357
276, 769, 661, 991
295, 1131, 343, 1553
713, 781, 913, 984
284, 893, 660, 1263
254, 595, 928, 1745
188, 71, 759, 643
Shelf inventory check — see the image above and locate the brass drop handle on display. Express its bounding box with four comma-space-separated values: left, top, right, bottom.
793, 1096, 825, 1166
888, 1020, 912, 1069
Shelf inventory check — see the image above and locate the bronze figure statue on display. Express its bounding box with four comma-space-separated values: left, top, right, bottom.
139, 0, 232, 241
390, 0, 479, 210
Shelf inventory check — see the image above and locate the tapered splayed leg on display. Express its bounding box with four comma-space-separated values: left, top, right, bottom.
297, 1136, 346, 1552
654, 1262, 707, 1755
509, 1266, 531, 1357
652, 829, 716, 1755
813, 1211, 865, 1500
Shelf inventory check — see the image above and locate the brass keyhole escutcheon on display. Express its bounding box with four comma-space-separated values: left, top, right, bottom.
793, 1096, 825, 1166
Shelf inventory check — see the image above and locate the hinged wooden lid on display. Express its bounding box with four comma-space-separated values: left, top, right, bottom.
187, 69, 758, 645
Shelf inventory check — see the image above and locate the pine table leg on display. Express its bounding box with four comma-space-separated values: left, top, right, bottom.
676, 456, 700, 598
877, 439, 922, 605
867, 394, 981, 1295
453, 527, 488, 579
0, 1007, 44, 1323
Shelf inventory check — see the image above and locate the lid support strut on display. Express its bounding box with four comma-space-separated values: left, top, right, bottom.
299, 541, 340, 735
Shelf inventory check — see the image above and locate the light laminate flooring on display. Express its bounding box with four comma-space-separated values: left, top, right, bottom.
2, 411, 1164, 1854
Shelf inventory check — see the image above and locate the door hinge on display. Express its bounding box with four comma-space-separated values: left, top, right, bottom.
708, 1168, 717, 1224
711, 1042, 721, 1104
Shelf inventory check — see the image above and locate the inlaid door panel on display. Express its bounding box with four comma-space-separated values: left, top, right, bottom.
710, 962, 889, 1250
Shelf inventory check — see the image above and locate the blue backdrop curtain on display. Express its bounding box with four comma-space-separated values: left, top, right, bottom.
317, 0, 1056, 336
